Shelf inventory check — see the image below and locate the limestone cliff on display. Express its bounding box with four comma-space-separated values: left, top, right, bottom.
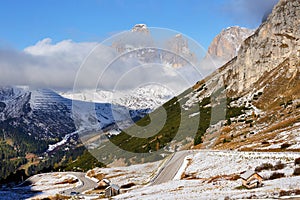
197, 0, 300, 98
207, 26, 253, 63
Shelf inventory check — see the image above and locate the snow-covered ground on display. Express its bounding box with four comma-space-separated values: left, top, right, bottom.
87, 160, 163, 188
115, 150, 300, 200
2, 151, 300, 200
184, 151, 299, 179
29, 173, 81, 196
47, 131, 78, 152
114, 177, 300, 200
0, 173, 82, 200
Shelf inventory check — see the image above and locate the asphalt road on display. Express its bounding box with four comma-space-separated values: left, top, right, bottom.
150, 150, 194, 185
60, 172, 98, 195
20, 172, 98, 196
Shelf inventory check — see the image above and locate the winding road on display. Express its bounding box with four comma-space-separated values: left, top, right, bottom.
21, 172, 98, 196
150, 150, 194, 185
19, 151, 193, 197
60, 172, 98, 195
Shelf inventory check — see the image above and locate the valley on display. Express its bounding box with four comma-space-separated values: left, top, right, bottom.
0, 0, 299, 199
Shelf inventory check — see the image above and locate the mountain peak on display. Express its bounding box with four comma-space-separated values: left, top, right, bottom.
207, 26, 254, 63
131, 24, 149, 34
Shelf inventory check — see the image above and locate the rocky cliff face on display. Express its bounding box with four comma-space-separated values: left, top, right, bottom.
197, 0, 300, 98
111, 24, 197, 68
225, 0, 300, 95
162, 34, 197, 68
207, 26, 253, 63
185, 0, 300, 150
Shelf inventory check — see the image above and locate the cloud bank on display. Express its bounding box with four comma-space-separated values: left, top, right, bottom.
0, 30, 213, 94
0, 38, 99, 89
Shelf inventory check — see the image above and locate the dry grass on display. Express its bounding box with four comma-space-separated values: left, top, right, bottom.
192, 80, 205, 90
279, 189, 300, 197
207, 174, 240, 183
221, 126, 233, 134
87, 170, 104, 181
258, 116, 299, 135
31, 194, 70, 200
55, 178, 78, 185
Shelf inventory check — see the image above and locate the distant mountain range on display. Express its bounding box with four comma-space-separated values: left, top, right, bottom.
0, 86, 148, 181
61, 24, 252, 111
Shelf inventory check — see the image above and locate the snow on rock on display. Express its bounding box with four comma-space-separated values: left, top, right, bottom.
59, 84, 174, 110
47, 131, 78, 152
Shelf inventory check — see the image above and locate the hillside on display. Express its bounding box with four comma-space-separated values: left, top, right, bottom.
94, 0, 300, 165
0, 86, 148, 182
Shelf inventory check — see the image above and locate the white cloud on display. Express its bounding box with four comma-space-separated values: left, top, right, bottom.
0, 39, 99, 89
0, 31, 216, 93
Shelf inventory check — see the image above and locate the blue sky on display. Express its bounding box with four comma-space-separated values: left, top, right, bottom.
0, 0, 278, 50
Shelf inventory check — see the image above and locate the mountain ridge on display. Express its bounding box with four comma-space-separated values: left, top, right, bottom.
100, 0, 300, 163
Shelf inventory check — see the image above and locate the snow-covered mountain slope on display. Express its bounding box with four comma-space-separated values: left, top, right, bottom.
59, 85, 173, 110
0, 86, 150, 182
0, 86, 148, 149
0, 86, 75, 140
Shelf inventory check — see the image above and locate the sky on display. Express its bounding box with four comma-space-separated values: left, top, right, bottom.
0, 0, 278, 50
0, 0, 279, 91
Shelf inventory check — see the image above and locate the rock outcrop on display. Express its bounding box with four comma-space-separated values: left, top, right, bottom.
198, 0, 300, 98
162, 34, 197, 68
207, 26, 253, 63
112, 24, 197, 68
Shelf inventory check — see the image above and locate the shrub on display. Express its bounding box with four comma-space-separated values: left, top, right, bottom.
274, 161, 286, 170
255, 163, 274, 172
261, 141, 269, 145
293, 168, 300, 176
235, 185, 248, 190
223, 138, 230, 143
194, 135, 203, 145
279, 189, 300, 197
281, 143, 291, 149
295, 157, 300, 165
269, 172, 285, 180
227, 118, 232, 126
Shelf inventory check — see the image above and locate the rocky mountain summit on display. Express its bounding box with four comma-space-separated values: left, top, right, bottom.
112, 24, 197, 68
203, 0, 299, 96
131, 23, 150, 34
206, 26, 253, 64
162, 33, 197, 68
